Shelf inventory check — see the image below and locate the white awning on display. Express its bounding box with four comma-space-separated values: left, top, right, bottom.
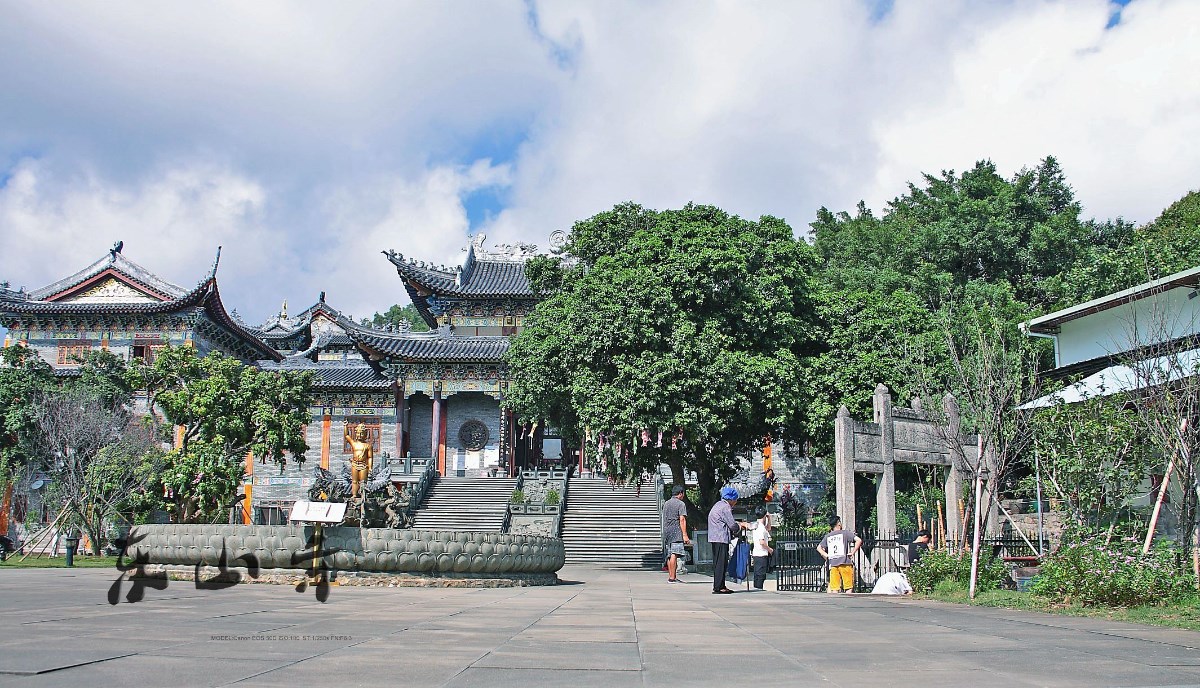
1019, 348, 1200, 410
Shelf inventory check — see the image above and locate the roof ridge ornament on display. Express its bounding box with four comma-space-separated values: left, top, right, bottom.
208, 246, 223, 280
110, 240, 124, 259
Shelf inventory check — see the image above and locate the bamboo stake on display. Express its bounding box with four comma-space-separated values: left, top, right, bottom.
936, 502, 945, 550
1143, 426, 1183, 556
958, 498, 970, 553
916, 504, 924, 532
19, 508, 69, 561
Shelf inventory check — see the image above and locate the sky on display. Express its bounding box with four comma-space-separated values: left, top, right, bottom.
0, 0, 1196, 327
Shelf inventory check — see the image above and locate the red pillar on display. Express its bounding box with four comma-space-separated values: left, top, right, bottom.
433, 390, 444, 475
393, 381, 405, 461
320, 412, 332, 469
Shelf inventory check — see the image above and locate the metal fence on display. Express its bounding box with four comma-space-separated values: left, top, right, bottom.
774, 529, 1049, 592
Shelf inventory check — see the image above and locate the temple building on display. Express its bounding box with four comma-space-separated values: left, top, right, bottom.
0, 236, 568, 525
0, 243, 278, 367
247, 236, 562, 520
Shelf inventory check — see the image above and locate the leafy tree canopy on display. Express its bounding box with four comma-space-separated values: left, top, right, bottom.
1050, 190, 1200, 305
0, 345, 55, 481
806, 157, 1089, 454
366, 303, 430, 331
126, 346, 313, 522
812, 157, 1092, 312
505, 202, 820, 507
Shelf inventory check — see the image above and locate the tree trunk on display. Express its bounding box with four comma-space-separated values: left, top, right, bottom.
668, 458, 685, 491
87, 525, 104, 556
696, 464, 719, 514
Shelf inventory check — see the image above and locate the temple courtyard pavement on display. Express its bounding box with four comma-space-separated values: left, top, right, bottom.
1, 566, 1199, 687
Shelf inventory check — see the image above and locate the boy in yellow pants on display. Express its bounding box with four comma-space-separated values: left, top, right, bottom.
817, 514, 862, 593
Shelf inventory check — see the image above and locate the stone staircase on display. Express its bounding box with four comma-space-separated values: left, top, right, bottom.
409, 477, 517, 532
560, 477, 662, 568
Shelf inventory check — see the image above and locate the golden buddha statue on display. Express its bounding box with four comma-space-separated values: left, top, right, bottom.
345, 423, 374, 499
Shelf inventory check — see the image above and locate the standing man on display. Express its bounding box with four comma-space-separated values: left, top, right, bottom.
662, 485, 690, 583
907, 529, 931, 567
751, 506, 774, 590
708, 487, 750, 594
816, 514, 862, 594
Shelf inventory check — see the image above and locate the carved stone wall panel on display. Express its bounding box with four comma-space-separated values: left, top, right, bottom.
893, 449, 952, 466
851, 432, 881, 462
893, 418, 941, 452
508, 516, 556, 537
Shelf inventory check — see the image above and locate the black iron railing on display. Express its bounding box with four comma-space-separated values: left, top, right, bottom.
774, 528, 1049, 592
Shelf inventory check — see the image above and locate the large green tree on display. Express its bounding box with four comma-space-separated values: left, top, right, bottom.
806, 157, 1091, 455
128, 346, 312, 522
0, 345, 55, 483
505, 202, 819, 508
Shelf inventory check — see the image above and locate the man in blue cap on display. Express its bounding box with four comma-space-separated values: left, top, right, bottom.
708, 486, 750, 594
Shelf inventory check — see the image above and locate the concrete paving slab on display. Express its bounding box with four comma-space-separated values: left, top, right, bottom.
6, 567, 1200, 687
0, 637, 139, 676
443, 668, 646, 688
476, 640, 642, 670
1, 655, 284, 688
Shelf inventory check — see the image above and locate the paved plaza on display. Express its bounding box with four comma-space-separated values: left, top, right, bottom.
1, 566, 1199, 687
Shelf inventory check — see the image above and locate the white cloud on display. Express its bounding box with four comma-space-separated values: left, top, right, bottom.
0, 158, 511, 324
870, 0, 1200, 224
2, 0, 1199, 330
0, 157, 279, 296
488, 0, 1200, 240
314, 160, 512, 321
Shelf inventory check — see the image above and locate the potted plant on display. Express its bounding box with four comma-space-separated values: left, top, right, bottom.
544, 489, 561, 513
509, 489, 526, 513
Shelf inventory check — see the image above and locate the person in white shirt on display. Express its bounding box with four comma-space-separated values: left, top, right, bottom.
871, 571, 913, 595
751, 506, 773, 590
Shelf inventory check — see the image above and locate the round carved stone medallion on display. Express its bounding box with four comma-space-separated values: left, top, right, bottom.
458, 420, 489, 451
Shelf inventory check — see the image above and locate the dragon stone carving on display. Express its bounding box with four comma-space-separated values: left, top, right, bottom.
308, 461, 412, 528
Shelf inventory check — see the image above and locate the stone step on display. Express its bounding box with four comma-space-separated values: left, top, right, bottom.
408, 477, 517, 532
559, 477, 662, 569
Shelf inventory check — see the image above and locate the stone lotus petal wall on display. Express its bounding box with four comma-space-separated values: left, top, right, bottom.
128, 525, 565, 576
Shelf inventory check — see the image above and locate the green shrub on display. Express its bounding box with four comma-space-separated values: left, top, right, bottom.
544, 489, 560, 506
907, 548, 1007, 594
1032, 535, 1195, 607
510, 489, 525, 504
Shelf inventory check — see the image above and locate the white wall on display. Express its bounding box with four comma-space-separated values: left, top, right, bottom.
1057, 287, 1200, 367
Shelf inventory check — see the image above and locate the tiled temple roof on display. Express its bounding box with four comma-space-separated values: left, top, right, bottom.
0, 246, 281, 362
257, 359, 391, 389
383, 239, 535, 328
347, 325, 509, 363
384, 250, 532, 298
29, 248, 189, 301
256, 295, 358, 341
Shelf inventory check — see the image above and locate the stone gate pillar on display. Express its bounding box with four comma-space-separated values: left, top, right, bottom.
984, 443, 1002, 537
834, 405, 856, 533
873, 384, 897, 536
943, 393, 963, 546
945, 464, 963, 546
